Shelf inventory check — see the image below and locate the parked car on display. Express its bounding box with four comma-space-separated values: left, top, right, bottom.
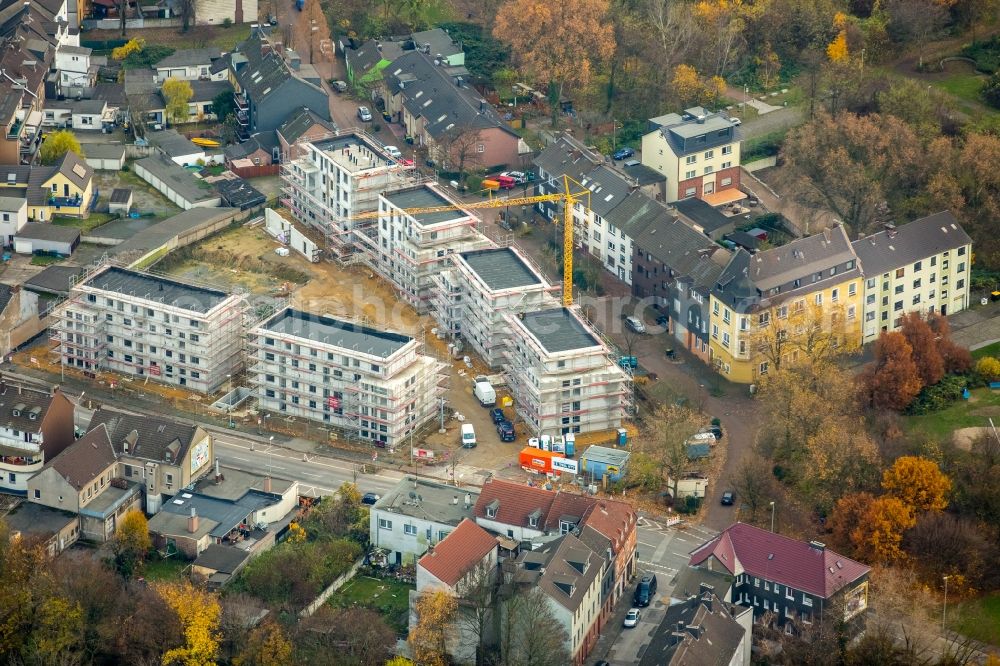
623, 159, 641, 167
500, 170, 529, 184
361, 492, 381, 505
703, 425, 723, 440
625, 316, 646, 334
721, 490, 735, 506
623, 608, 641, 628
357, 106, 373, 122
497, 420, 516, 442
730, 117, 742, 126
490, 407, 506, 423
612, 147, 635, 160
331, 80, 348, 93
461, 423, 477, 448
634, 574, 657, 607
383, 145, 403, 159
655, 314, 668, 327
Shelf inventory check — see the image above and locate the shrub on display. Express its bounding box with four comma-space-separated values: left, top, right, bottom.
905, 374, 968, 415
976, 356, 1000, 382
983, 72, 1000, 110
222, 17, 232, 27
675, 495, 702, 515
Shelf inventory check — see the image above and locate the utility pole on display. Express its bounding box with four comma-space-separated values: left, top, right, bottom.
942, 575, 951, 633
769, 501, 776, 532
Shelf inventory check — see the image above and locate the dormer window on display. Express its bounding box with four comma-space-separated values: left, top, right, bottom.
485, 499, 499, 519
528, 508, 541, 528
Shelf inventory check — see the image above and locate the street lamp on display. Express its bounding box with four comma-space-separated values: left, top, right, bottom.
942, 575, 951, 633
769, 501, 776, 532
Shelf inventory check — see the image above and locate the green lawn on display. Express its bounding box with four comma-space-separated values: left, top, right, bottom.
30, 254, 64, 266
952, 592, 1000, 646
935, 72, 989, 102
143, 556, 189, 582
53, 212, 118, 233
903, 387, 1000, 440
326, 575, 413, 635
971, 340, 1000, 360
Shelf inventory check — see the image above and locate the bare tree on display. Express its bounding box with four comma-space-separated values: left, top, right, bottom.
640, 404, 703, 500
176, 0, 196, 32
117, 0, 128, 37
437, 125, 484, 186
728, 454, 774, 521
498, 586, 569, 666
456, 561, 498, 665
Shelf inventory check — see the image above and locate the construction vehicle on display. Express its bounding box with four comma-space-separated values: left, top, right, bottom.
350, 175, 591, 306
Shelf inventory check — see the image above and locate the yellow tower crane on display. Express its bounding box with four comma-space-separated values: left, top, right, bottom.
350, 175, 591, 306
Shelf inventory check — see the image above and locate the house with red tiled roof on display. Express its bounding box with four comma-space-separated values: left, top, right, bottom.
415, 518, 499, 665
473, 477, 557, 542
688, 522, 871, 633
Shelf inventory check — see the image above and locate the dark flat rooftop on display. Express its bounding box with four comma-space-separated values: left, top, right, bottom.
521, 308, 599, 353
83, 266, 229, 313
460, 248, 542, 291
385, 186, 465, 226
263, 308, 411, 358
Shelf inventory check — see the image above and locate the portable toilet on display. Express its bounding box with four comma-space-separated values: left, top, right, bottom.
540, 434, 551, 451
565, 432, 576, 457
528, 437, 540, 449
616, 428, 628, 446
551, 435, 565, 454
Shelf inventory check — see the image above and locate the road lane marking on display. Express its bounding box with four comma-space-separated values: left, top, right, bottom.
230, 456, 250, 462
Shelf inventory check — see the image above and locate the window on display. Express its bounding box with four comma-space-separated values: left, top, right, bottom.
849, 282, 857, 296
754, 577, 760, 588
786, 587, 795, 599
894, 300, 903, 311
758, 312, 770, 325
684, 170, 696, 180
802, 595, 813, 607
759, 361, 769, 375
721, 177, 732, 186
913, 279, 921, 289
958, 246, 966, 256
686, 155, 696, 165
848, 305, 856, 320
33, 489, 39, 499
831, 288, 839, 302
712, 324, 718, 339
914, 261, 922, 272
704, 150, 714, 159
722, 145, 732, 155
815, 293, 823, 306
721, 161, 732, 169
476, 143, 485, 153
404, 524, 417, 536
378, 518, 392, 530
896, 268, 905, 278
703, 166, 713, 175
867, 278, 876, 289
722, 332, 730, 348
684, 187, 696, 197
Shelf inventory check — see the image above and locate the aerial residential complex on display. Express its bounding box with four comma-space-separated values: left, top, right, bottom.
504, 308, 630, 435
434, 247, 559, 367
55, 266, 248, 393
249, 307, 446, 447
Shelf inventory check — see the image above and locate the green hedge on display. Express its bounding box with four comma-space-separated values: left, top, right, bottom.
906, 374, 968, 415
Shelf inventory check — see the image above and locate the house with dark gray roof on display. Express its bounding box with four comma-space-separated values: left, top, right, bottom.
0, 384, 75, 496
0, 151, 95, 221
14, 222, 80, 256
345, 38, 406, 86
134, 154, 221, 209
639, 585, 752, 666
231, 28, 330, 135
276, 106, 337, 161
382, 50, 523, 171
853, 211, 972, 343
154, 47, 225, 81
674, 196, 737, 240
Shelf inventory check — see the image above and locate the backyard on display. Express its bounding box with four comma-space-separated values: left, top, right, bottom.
952, 592, 1000, 647
903, 387, 1000, 442
53, 212, 119, 233
326, 575, 413, 635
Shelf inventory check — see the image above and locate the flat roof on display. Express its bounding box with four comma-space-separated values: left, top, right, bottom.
313, 133, 393, 173
82, 266, 229, 314
581, 445, 630, 466
384, 186, 466, 226
262, 308, 411, 359
373, 476, 480, 526
3, 502, 76, 538
460, 248, 543, 291
521, 308, 599, 353
135, 156, 217, 205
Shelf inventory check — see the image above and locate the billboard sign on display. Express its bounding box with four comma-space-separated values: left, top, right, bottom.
552, 457, 579, 475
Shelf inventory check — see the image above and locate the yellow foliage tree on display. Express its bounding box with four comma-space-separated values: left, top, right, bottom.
881, 456, 951, 513
162, 77, 194, 125
976, 356, 1000, 381
39, 130, 84, 166
112, 38, 145, 61
385, 659, 414, 666
671, 65, 727, 108
286, 521, 306, 544
408, 590, 457, 666
827, 31, 849, 62
850, 496, 916, 564
32, 595, 84, 663
157, 581, 222, 666
233, 621, 292, 666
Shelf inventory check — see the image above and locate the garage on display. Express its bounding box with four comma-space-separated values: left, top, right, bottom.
83, 144, 126, 171
14, 223, 81, 256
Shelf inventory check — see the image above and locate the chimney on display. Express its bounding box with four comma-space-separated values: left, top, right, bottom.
671, 630, 687, 646
263, 476, 272, 493
809, 540, 826, 551
699, 582, 715, 596
884, 223, 897, 238
187, 507, 199, 533
214, 458, 221, 481
686, 624, 702, 640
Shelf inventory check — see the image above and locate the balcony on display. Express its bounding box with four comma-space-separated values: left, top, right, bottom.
235, 108, 249, 126
233, 92, 249, 110
50, 194, 83, 209
0, 454, 42, 468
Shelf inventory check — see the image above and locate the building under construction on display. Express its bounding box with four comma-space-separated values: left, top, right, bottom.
54, 265, 248, 393
374, 184, 491, 314
433, 246, 560, 368
280, 129, 423, 263
248, 307, 447, 448
503, 307, 630, 436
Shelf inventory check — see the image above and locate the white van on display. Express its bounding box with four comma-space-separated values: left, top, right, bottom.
461, 423, 477, 448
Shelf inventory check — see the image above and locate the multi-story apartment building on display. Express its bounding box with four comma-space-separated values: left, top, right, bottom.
689, 523, 870, 634
852, 211, 972, 344
370, 476, 480, 565
281, 132, 415, 261
535, 134, 667, 286
249, 308, 446, 447
641, 107, 743, 205
373, 184, 490, 313
0, 385, 75, 495
433, 247, 559, 367
709, 226, 863, 384
503, 307, 628, 435
56, 265, 247, 393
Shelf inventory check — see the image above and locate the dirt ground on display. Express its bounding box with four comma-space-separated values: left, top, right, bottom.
93, 171, 181, 219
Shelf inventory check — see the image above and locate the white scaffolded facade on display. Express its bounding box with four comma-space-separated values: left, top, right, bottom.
248, 307, 447, 448
375, 184, 491, 314
280, 129, 424, 263
503, 307, 630, 436
433, 246, 560, 368
54, 264, 248, 393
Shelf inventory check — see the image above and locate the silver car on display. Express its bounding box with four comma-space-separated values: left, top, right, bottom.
357, 106, 373, 122
623, 608, 641, 628
625, 316, 646, 334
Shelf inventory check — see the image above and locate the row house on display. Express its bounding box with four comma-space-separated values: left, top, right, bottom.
0, 384, 74, 495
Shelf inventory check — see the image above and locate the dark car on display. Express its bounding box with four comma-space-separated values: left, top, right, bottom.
655, 314, 668, 327
705, 425, 723, 440
612, 147, 635, 160
490, 407, 505, 423
361, 492, 381, 505
497, 420, 516, 442
721, 490, 735, 506
634, 574, 657, 607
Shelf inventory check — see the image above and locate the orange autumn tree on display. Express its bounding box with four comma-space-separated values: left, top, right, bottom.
157, 581, 221, 666
860, 332, 923, 411
671, 64, 727, 108
882, 456, 951, 513
842, 496, 916, 564
493, 0, 615, 123
409, 590, 457, 666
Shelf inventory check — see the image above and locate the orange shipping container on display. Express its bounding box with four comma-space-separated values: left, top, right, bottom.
519, 447, 561, 475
